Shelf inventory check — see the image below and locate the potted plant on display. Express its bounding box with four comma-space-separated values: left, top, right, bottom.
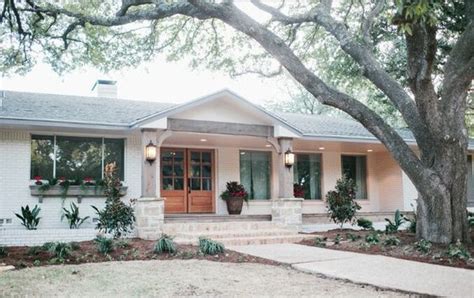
220, 181, 248, 215
294, 183, 305, 198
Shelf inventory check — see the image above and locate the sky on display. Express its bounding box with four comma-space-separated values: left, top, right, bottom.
0, 57, 290, 106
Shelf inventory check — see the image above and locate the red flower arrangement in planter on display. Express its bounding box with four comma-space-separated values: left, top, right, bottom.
58, 177, 67, 186
220, 181, 249, 215
34, 176, 43, 186
294, 184, 305, 198
83, 177, 94, 186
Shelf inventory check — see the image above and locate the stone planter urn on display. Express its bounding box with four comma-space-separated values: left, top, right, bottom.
226, 197, 244, 215
221, 181, 248, 215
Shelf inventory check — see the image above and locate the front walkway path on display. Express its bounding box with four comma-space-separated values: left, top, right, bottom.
229, 243, 474, 297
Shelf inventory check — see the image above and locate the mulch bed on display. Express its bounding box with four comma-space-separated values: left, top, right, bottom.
0, 238, 280, 269
299, 229, 474, 269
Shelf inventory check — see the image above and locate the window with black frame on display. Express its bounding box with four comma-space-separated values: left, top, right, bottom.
293, 153, 322, 200
30, 135, 125, 181
341, 155, 367, 200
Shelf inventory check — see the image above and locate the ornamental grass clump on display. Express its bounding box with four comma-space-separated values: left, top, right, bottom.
326, 175, 361, 228
154, 234, 177, 254
94, 236, 114, 255
44, 242, 72, 261
92, 162, 135, 238
199, 237, 225, 255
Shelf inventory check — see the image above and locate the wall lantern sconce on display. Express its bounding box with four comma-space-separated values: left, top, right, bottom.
284, 149, 295, 168
145, 141, 157, 165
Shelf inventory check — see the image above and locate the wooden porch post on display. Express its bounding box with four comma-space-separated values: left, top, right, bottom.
278, 138, 294, 198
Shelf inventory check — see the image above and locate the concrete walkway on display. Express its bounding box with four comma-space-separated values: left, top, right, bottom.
229, 243, 474, 297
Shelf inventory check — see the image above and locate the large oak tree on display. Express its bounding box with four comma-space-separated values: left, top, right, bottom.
1, 0, 472, 243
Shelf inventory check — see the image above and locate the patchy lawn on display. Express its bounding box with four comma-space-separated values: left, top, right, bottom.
300, 229, 474, 269
0, 259, 408, 297
0, 238, 278, 269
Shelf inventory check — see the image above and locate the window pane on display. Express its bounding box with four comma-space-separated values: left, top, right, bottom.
31, 135, 55, 180
163, 178, 173, 190
174, 178, 184, 190
56, 136, 102, 180
240, 151, 271, 200
202, 165, 212, 178
294, 154, 321, 200
190, 165, 201, 178
202, 178, 212, 191
341, 155, 367, 199
202, 152, 211, 163
162, 165, 173, 177
190, 178, 201, 190
104, 138, 124, 180
174, 162, 184, 177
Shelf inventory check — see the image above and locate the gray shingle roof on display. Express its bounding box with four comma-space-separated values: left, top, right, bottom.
275, 112, 415, 141
0, 90, 177, 126
2, 89, 471, 148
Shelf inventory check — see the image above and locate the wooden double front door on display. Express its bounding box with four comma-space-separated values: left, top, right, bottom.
161, 148, 214, 213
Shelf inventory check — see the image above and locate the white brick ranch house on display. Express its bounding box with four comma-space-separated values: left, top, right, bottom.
1, 81, 473, 245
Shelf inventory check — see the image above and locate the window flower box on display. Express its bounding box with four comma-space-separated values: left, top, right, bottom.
29, 185, 128, 204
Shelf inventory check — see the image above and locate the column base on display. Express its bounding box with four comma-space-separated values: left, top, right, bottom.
271, 197, 303, 231
135, 197, 165, 240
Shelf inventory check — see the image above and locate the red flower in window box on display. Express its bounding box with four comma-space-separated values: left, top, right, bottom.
58, 177, 67, 186
83, 177, 94, 186
34, 176, 43, 186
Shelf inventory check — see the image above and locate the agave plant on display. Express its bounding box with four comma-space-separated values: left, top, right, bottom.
62, 202, 89, 229
15, 205, 41, 230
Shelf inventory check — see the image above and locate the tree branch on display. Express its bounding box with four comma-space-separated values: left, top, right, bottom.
186, 0, 441, 194
361, 0, 385, 45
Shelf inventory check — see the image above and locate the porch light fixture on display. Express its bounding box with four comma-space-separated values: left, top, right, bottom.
284, 149, 295, 168
318, 147, 325, 150
367, 149, 373, 152
145, 141, 157, 165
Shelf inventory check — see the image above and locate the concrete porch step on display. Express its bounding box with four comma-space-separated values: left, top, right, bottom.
174, 228, 298, 240
165, 214, 271, 223
175, 234, 313, 246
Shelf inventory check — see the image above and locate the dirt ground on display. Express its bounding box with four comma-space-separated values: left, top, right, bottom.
0, 239, 278, 269
300, 229, 474, 269
0, 259, 409, 297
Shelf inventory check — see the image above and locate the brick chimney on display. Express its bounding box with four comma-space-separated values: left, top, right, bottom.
92, 80, 117, 98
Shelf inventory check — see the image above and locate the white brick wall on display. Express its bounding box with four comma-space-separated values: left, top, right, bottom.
0, 129, 142, 231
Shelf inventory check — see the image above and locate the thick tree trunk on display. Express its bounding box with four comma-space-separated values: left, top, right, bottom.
416, 141, 470, 244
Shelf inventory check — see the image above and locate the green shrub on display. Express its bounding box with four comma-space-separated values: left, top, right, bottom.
45, 242, 72, 260
154, 234, 177, 254
468, 211, 474, 228
0, 246, 7, 257
70, 242, 81, 250
385, 210, 407, 234
346, 233, 361, 242
62, 202, 90, 229
314, 237, 327, 247
407, 217, 416, 233
365, 232, 380, 245
33, 259, 41, 266
414, 239, 432, 254
92, 163, 135, 238
446, 240, 471, 261
326, 175, 361, 228
115, 239, 130, 249
15, 205, 41, 230
383, 236, 401, 246
27, 246, 42, 256
357, 218, 373, 230
199, 237, 225, 255
334, 234, 342, 245
94, 236, 114, 255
